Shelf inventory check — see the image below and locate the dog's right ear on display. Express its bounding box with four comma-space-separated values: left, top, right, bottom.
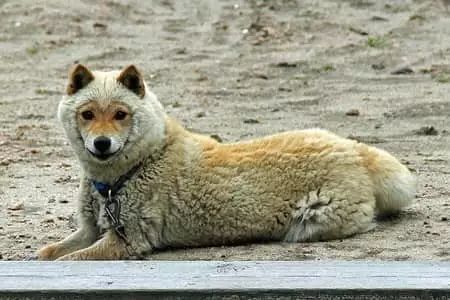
66, 64, 94, 95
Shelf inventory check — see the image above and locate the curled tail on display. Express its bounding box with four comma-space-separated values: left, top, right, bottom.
358, 145, 416, 215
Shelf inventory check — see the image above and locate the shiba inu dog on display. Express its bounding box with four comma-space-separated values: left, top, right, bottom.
38, 64, 416, 260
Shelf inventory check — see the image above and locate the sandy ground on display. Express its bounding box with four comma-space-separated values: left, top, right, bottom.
0, 0, 449, 261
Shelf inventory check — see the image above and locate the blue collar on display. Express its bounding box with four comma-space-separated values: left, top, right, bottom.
92, 181, 112, 198
91, 163, 142, 198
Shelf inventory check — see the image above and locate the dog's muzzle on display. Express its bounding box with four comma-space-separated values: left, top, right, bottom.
88, 136, 119, 160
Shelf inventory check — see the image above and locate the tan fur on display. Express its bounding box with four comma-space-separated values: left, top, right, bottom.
76, 101, 132, 135
56, 231, 128, 260
38, 65, 416, 260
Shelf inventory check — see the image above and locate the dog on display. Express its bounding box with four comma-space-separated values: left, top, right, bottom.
38, 64, 416, 260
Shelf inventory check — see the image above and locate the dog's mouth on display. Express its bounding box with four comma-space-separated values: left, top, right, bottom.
83, 136, 129, 162
87, 149, 118, 161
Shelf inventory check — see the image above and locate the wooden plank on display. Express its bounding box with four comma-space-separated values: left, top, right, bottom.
0, 261, 449, 299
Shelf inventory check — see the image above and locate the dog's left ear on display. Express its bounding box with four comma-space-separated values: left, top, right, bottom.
117, 65, 145, 98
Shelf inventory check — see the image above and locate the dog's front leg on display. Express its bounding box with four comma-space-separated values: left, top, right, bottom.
38, 178, 99, 260
56, 231, 129, 260
38, 224, 98, 260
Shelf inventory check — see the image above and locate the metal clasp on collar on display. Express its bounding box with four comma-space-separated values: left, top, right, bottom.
104, 189, 127, 242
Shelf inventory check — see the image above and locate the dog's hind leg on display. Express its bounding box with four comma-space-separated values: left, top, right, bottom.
284, 184, 376, 242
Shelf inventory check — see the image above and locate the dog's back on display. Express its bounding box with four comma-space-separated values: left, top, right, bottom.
155, 123, 415, 245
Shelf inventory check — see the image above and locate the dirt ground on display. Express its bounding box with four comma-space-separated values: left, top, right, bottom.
0, 0, 449, 261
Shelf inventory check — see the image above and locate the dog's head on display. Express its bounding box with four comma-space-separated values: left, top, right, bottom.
58, 64, 166, 175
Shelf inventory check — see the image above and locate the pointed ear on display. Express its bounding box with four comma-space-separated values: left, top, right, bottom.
117, 65, 145, 98
66, 64, 94, 95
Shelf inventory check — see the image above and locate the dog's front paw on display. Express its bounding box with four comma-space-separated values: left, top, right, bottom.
56, 250, 94, 261
55, 253, 76, 261
37, 243, 64, 260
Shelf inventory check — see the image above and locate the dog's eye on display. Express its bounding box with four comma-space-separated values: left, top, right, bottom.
81, 110, 94, 120
114, 111, 128, 120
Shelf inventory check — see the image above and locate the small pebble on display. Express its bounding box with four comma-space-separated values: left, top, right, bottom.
349, 26, 368, 36
175, 48, 187, 55
93, 22, 107, 29
391, 67, 414, 75
243, 118, 260, 124
414, 126, 438, 136
8, 202, 24, 211
278, 87, 292, 92
210, 134, 223, 143
371, 63, 385, 70
276, 62, 298, 68
371, 16, 388, 22
347, 135, 386, 144
254, 73, 268, 80
345, 109, 360, 116
196, 75, 208, 82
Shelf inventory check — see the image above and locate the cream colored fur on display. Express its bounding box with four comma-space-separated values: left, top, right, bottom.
38, 65, 416, 260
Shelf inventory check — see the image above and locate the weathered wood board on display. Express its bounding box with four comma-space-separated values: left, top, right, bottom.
0, 261, 449, 299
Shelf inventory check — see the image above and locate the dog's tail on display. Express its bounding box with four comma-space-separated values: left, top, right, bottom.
358, 145, 416, 215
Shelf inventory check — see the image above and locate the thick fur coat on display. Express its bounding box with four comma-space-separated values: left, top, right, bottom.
38, 65, 416, 260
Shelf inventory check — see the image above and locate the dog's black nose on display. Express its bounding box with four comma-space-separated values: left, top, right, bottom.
94, 136, 111, 153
